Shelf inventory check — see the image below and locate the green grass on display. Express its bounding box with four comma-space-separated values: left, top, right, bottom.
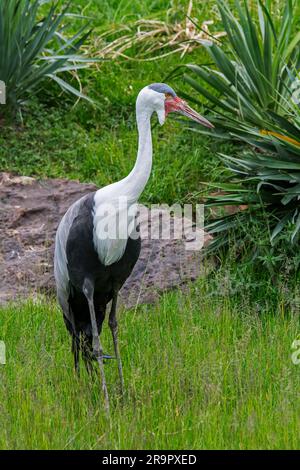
0, 100, 231, 205
0, 278, 299, 450
0, 0, 231, 205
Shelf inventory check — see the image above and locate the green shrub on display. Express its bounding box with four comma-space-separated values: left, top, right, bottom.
0, 0, 94, 119
183, 0, 300, 136
180, 0, 300, 265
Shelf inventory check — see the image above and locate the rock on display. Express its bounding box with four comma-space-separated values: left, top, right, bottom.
0, 172, 211, 308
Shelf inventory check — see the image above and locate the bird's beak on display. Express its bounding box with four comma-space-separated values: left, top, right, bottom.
165, 96, 214, 129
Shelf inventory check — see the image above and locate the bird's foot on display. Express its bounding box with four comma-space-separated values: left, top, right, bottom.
101, 354, 115, 360
93, 351, 115, 361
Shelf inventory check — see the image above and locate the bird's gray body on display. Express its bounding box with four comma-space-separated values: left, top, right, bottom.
54, 192, 141, 343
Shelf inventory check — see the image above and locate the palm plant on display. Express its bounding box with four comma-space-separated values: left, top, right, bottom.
0, 0, 94, 118
183, 0, 300, 137
180, 0, 300, 263
206, 99, 300, 246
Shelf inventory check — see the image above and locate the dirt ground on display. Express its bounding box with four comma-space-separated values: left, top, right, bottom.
0, 172, 210, 308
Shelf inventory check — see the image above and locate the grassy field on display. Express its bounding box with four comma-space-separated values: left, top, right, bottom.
1, 278, 299, 450
0, 0, 299, 450
0, 0, 232, 205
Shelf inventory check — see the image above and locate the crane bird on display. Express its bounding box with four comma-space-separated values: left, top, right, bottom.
54, 83, 213, 411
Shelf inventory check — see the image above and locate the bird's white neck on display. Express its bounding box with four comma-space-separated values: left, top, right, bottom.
121, 106, 153, 201
93, 92, 155, 266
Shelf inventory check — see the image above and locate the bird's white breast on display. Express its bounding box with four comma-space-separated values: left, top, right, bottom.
93, 184, 138, 266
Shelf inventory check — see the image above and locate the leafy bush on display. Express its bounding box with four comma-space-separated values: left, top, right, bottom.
183, 0, 300, 137
206, 101, 300, 248
180, 0, 300, 266
0, 0, 94, 118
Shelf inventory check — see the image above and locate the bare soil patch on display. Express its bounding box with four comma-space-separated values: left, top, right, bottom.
0, 173, 210, 307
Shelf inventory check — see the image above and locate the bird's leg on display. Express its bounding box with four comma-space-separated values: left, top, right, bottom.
67, 306, 80, 375
82, 335, 95, 376
109, 287, 124, 396
72, 334, 80, 376
83, 278, 110, 414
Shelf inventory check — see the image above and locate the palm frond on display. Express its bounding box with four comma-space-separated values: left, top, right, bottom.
181, 0, 300, 257
0, 0, 96, 117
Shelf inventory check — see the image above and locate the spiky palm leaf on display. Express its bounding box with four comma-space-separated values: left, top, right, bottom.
183, 0, 300, 136
0, 0, 95, 117
180, 0, 300, 257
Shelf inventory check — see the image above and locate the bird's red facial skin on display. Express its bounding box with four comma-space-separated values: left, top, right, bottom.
164, 95, 214, 129
165, 96, 182, 115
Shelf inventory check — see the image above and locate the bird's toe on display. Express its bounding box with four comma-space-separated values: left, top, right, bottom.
101, 354, 115, 360
93, 351, 115, 361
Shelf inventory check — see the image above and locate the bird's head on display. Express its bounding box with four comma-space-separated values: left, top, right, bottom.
136, 82, 214, 129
